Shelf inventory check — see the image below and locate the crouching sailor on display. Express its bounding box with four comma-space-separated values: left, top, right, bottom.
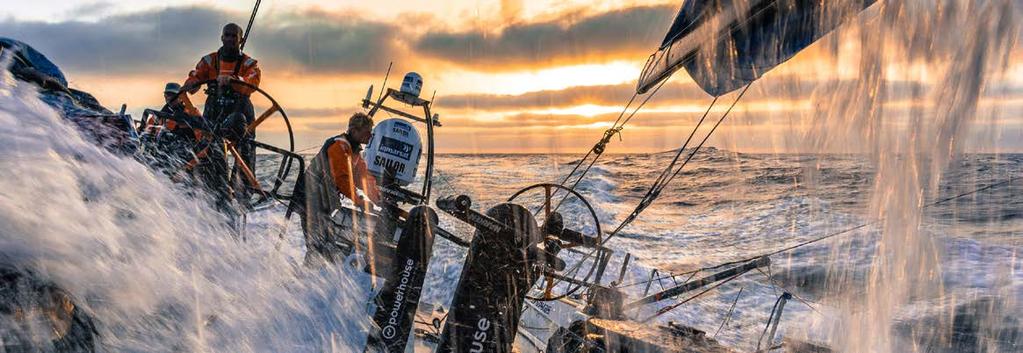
138, 82, 204, 175
302, 112, 381, 264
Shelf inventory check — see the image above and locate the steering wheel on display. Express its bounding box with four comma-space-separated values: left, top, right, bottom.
508, 183, 603, 301
176, 79, 295, 152
166, 79, 302, 205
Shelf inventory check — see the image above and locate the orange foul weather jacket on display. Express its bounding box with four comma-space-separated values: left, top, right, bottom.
183, 50, 261, 96
308, 134, 381, 211
146, 94, 201, 133
302, 134, 381, 261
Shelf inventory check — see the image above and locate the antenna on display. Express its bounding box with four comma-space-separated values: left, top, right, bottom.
241, 0, 262, 51
377, 62, 393, 102
363, 85, 374, 109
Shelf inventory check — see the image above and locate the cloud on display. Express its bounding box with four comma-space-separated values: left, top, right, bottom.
0, 7, 225, 76
439, 83, 638, 110
285, 107, 356, 119
0, 7, 401, 76
253, 11, 400, 74
500, 0, 524, 23
412, 5, 676, 69
305, 122, 348, 131
64, 1, 116, 19
437, 79, 931, 111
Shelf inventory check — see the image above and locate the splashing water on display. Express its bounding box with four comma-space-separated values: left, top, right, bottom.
803, 1, 1021, 352
0, 59, 372, 352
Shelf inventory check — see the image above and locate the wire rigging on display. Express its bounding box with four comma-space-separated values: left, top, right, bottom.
552, 83, 751, 288
607, 83, 752, 245
553, 78, 670, 208
714, 286, 744, 338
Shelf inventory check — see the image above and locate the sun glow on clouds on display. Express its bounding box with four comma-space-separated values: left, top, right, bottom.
529, 104, 624, 117
439, 61, 641, 96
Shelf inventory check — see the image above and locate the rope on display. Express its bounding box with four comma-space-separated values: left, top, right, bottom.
553, 83, 750, 288
550, 78, 670, 209
714, 287, 744, 338
607, 83, 752, 244
617, 78, 670, 128
620, 268, 701, 289
296, 144, 321, 154
546, 78, 671, 218
756, 294, 786, 351
553, 89, 639, 190
756, 268, 820, 314
929, 175, 1023, 206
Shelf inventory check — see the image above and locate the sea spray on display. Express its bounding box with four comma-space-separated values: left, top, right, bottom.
800, 1, 1020, 352
0, 56, 371, 352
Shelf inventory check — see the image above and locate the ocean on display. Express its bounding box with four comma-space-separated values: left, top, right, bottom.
2, 62, 1021, 352
414, 152, 1023, 352
260, 149, 1023, 352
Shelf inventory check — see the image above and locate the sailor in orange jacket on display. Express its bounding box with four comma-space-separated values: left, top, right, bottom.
144, 82, 201, 135
181, 23, 261, 166
180, 23, 261, 211
181, 23, 261, 102
302, 112, 381, 263
140, 82, 204, 174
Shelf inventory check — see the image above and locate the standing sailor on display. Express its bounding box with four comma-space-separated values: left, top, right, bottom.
180, 23, 261, 128
301, 112, 381, 264
179, 23, 262, 209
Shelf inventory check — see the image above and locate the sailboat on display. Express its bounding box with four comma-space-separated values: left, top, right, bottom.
411, 1, 884, 353
3, 1, 1007, 352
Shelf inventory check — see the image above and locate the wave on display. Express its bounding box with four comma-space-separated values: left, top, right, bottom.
0, 64, 371, 352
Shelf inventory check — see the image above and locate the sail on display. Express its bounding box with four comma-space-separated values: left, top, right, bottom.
637, 0, 877, 96
1, 37, 68, 87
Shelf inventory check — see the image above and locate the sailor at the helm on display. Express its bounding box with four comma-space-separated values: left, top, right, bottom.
300, 112, 381, 264
178, 23, 262, 210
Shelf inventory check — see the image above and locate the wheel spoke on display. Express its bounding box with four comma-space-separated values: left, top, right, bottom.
543, 184, 552, 226
543, 273, 555, 299
247, 103, 280, 135
511, 183, 603, 301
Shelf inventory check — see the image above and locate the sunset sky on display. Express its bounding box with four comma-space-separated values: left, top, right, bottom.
3, 0, 1022, 153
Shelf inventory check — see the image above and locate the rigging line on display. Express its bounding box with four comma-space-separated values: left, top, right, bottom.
608, 83, 752, 242
614, 82, 749, 230
553, 85, 745, 281
550, 83, 750, 292
756, 268, 820, 315
714, 286, 744, 338
617, 77, 670, 128
627, 93, 721, 217
620, 270, 695, 288
623, 265, 702, 292
640, 271, 744, 323
756, 293, 785, 351
553, 87, 640, 190
241, 0, 262, 51
296, 144, 321, 153
528, 81, 673, 251
547, 83, 662, 214
611, 92, 641, 133
927, 175, 1023, 206
654, 83, 752, 197
552, 77, 667, 206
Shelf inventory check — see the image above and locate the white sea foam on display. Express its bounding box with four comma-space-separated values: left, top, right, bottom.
0, 58, 371, 353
